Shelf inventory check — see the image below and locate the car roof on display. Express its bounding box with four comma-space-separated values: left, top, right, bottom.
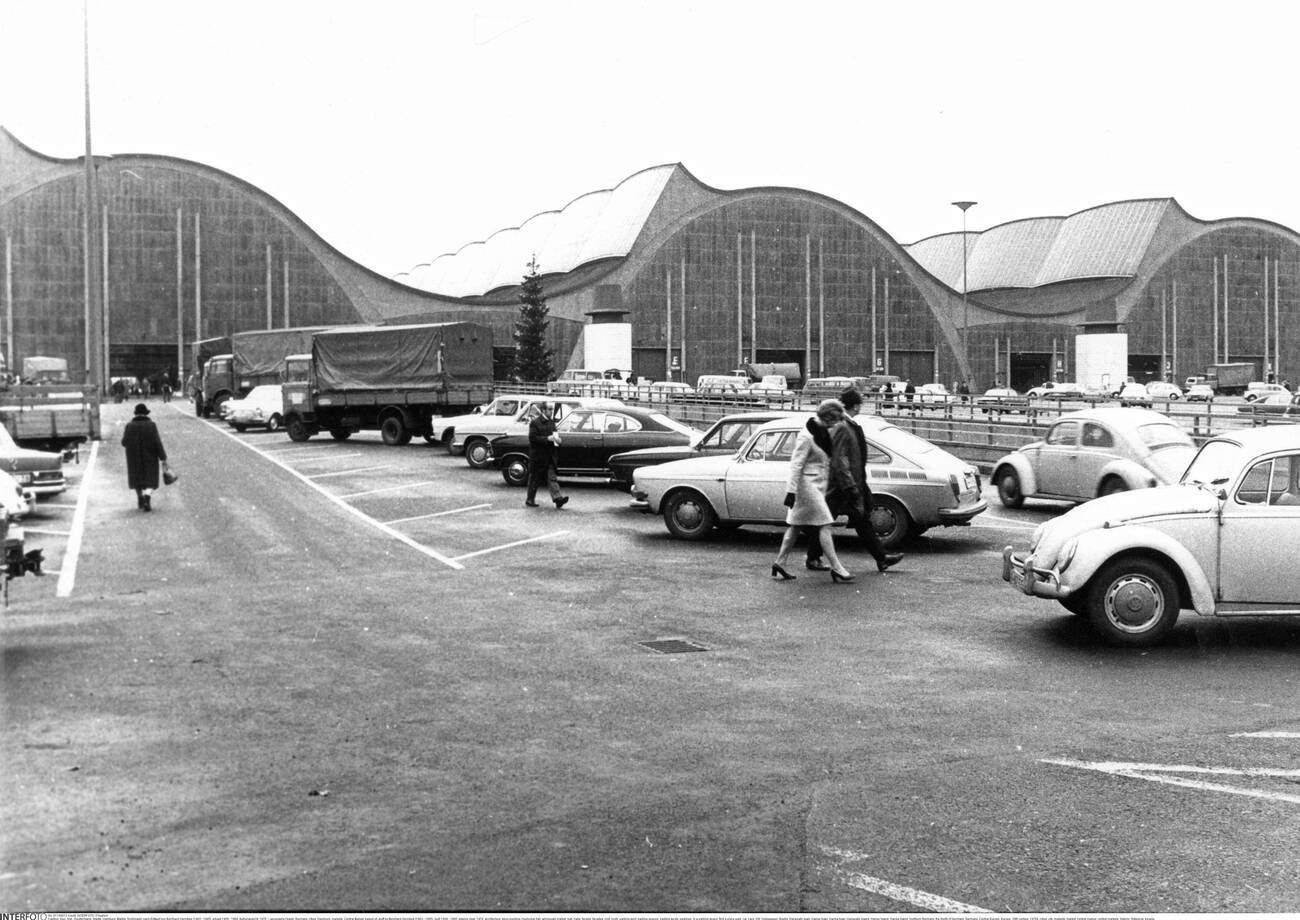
751, 412, 899, 435
1208, 425, 1300, 452
716, 410, 800, 423
1051, 406, 1175, 426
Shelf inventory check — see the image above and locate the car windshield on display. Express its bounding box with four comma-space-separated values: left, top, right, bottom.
1136, 422, 1193, 451
1181, 439, 1245, 486
701, 419, 769, 450
872, 424, 936, 457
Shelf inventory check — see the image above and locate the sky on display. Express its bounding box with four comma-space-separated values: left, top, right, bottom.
4, 0, 1300, 281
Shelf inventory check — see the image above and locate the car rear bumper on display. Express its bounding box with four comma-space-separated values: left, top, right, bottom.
1002, 546, 1066, 599
938, 498, 987, 524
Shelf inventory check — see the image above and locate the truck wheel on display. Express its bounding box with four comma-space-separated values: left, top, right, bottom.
867, 495, 912, 550
464, 438, 491, 469
266, 414, 282, 432
211, 393, 230, 418
663, 490, 717, 540
287, 416, 311, 443
501, 455, 529, 487
1087, 556, 1180, 646
996, 467, 1025, 509
329, 428, 351, 441
380, 416, 411, 446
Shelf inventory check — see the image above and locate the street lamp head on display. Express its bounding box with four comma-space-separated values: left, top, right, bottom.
952, 200, 978, 212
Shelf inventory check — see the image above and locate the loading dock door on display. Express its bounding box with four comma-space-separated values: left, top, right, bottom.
1010, 353, 1053, 392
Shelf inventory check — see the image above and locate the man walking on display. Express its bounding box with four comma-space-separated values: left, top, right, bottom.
806, 388, 903, 573
525, 402, 569, 509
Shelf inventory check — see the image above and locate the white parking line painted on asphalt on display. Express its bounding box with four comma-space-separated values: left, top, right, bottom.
385, 504, 490, 525
816, 845, 990, 913
24, 528, 72, 537
305, 465, 390, 479
40, 503, 78, 510
340, 480, 439, 499
1043, 758, 1300, 805
56, 440, 98, 597
290, 452, 363, 463
207, 424, 465, 570
1231, 731, 1300, 738
968, 517, 1038, 532
451, 530, 569, 561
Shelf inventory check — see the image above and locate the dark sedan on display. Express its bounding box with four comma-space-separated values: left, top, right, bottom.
607, 411, 797, 491
490, 406, 700, 487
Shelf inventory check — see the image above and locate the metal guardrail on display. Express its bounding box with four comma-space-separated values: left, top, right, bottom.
487, 382, 1294, 469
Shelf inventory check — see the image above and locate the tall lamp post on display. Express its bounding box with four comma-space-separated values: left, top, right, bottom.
952, 201, 977, 384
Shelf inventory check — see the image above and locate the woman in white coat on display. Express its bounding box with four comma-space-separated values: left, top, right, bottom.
771, 400, 854, 582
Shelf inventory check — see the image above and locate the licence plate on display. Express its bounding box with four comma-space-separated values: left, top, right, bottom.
1009, 567, 1027, 591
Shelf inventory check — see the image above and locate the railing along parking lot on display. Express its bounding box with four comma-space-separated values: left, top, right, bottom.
483, 381, 1293, 469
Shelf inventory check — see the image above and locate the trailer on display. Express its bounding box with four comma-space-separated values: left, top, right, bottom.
282, 322, 494, 445
0, 384, 101, 454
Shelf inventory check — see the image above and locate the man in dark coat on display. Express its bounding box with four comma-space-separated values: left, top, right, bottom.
525, 402, 568, 509
121, 403, 168, 512
806, 388, 903, 573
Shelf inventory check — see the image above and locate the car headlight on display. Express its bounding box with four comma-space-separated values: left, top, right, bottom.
1058, 537, 1078, 572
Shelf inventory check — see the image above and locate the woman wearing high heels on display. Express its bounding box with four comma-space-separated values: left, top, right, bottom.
771, 400, 854, 583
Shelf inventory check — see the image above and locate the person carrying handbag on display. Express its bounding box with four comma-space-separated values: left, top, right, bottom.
121, 403, 168, 512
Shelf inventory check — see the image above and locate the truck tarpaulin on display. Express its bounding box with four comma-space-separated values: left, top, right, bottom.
232, 327, 333, 378
311, 322, 493, 391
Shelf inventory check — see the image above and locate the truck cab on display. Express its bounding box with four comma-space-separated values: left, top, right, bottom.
282, 354, 325, 442
199, 354, 236, 418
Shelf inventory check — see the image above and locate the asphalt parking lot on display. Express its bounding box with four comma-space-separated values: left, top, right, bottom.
3, 400, 1299, 912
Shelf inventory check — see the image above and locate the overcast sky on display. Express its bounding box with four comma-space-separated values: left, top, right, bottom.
4, 0, 1300, 280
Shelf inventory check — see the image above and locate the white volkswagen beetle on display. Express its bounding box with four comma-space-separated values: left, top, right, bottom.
1003, 426, 1300, 646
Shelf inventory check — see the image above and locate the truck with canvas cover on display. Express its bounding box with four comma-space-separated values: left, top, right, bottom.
281, 322, 494, 445
197, 327, 334, 418
1205, 362, 1254, 396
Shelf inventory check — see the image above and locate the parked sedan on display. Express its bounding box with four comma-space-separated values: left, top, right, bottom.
491, 405, 699, 486
1185, 383, 1215, 402
607, 411, 797, 491
1145, 381, 1182, 400
1116, 381, 1152, 407
1003, 425, 1300, 646
992, 407, 1195, 508
0, 423, 65, 497
1026, 381, 1088, 400
224, 384, 285, 432
976, 387, 1028, 414
433, 395, 622, 468
631, 414, 986, 549
1236, 391, 1300, 418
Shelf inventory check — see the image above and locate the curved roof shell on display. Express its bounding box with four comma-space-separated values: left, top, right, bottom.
906, 199, 1171, 292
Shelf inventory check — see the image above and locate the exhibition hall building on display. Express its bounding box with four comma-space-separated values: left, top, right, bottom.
2, 126, 1297, 392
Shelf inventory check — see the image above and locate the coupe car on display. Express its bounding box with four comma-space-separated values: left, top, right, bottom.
224, 384, 285, 432
490, 405, 699, 486
1004, 425, 1300, 646
607, 411, 797, 491
630, 414, 986, 548
992, 408, 1195, 508
1237, 391, 1300, 418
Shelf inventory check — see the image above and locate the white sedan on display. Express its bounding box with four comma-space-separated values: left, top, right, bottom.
631, 414, 986, 549
1004, 425, 1300, 645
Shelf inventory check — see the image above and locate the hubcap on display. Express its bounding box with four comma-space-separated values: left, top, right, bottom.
1104, 575, 1163, 632
507, 461, 527, 482
675, 500, 703, 529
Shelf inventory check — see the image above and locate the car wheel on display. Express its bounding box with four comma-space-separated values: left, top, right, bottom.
465, 438, 491, 469
867, 495, 911, 550
329, 428, 351, 441
1168, 392, 1180, 400
266, 414, 282, 432
1098, 476, 1128, 497
287, 416, 311, 442
663, 489, 717, 540
1245, 393, 1258, 403
996, 467, 1025, 509
233, 424, 248, 432
380, 416, 411, 446
501, 455, 530, 487
1086, 556, 1181, 646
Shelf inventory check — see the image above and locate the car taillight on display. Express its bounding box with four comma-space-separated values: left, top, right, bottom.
949, 474, 961, 499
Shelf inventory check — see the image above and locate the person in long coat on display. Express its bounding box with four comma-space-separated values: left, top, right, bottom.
770, 400, 854, 582
121, 403, 167, 512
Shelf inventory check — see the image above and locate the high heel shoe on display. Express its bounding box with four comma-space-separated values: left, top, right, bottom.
830, 570, 855, 584
771, 563, 796, 581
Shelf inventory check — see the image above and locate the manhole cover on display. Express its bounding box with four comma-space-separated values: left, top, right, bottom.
640, 638, 709, 654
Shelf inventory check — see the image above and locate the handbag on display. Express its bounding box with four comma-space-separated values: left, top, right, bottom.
162, 463, 178, 486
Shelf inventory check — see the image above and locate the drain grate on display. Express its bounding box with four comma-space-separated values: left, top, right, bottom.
640, 638, 709, 655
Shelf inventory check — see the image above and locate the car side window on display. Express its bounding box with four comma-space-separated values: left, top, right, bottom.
745, 430, 795, 462
603, 414, 641, 433
1081, 423, 1114, 449
494, 400, 519, 416
1046, 421, 1079, 446
863, 439, 893, 465
1269, 455, 1300, 506
519, 404, 542, 422
1236, 459, 1273, 505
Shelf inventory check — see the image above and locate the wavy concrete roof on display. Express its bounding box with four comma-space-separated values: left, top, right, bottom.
397, 165, 678, 297
906, 199, 1172, 292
